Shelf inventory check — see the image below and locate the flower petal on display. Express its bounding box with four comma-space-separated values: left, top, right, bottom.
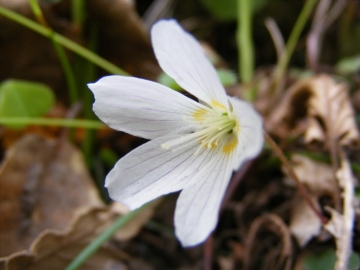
230, 97, 264, 170
105, 135, 217, 210
174, 150, 235, 247
88, 75, 206, 139
151, 20, 229, 108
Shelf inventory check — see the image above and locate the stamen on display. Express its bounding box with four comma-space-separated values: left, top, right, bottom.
162, 104, 238, 155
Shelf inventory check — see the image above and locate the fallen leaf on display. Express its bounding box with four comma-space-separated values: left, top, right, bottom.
286, 154, 338, 246
0, 199, 160, 270
289, 196, 322, 247
0, 207, 128, 270
267, 74, 360, 148
305, 75, 359, 147
0, 260, 5, 270
217, 256, 235, 270
324, 206, 344, 239
0, 134, 102, 257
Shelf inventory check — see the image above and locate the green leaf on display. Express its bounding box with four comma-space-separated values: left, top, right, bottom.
303, 248, 359, 270
0, 80, 55, 129
200, 0, 268, 21
217, 68, 237, 87
158, 68, 237, 91
157, 72, 182, 91
100, 149, 119, 168
336, 54, 360, 75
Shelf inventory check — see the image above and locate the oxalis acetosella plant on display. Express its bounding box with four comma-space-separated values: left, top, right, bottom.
88, 19, 264, 247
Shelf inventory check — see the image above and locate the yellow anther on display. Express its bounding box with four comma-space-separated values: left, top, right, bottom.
192, 108, 208, 121
211, 100, 227, 110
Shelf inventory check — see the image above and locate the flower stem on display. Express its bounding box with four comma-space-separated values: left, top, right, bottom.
0, 6, 128, 75
28, 0, 79, 103
72, 0, 85, 31
64, 204, 150, 270
265, 132, 328, 224
237, 0, 254, 87
273, 0, 318, 88
52, 34, 79, 103
28, 0, 48, 26
0, 117, 105, 129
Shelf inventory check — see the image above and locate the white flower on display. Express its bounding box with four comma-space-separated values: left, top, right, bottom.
88, 19, 263, 247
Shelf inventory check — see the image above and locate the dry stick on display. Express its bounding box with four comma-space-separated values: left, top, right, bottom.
265, 18, 285, 63
307, 0, 331, 70
203, 235, 214, 270
307, 0, 348, 70
264, 18, 286, 110
59, 102, 83, 141
265, 132, 328, 224
333, 149, 355, 270
326, 103, 340, 173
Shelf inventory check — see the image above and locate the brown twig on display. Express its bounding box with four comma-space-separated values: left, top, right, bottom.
265, 18, 285, 63
307, 0, 348, 70
59, 102, 83, 141
331, 149, 355, 270
203, 235, 214, 270
243, 214, 293, 270
265, 132, 328, 224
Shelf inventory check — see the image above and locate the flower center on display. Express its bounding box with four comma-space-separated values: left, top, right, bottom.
161, 104, 238, 155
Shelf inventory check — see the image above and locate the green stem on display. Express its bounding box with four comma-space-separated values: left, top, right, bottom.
0, 6, 128, 75
0, 117, 105, 129
65, 203, 150, 270
273, 0, 318, 87
28, 0, 79, 103
72, 0, 85, 31
28, 0, 47, 26
80, 23, 98, 165
237, 0, 254, 84
51, 33, 79, 103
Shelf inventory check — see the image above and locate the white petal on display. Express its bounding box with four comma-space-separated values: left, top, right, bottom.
174, 150, 235, 247
230, 97, 264, 170
88, 75, 206, 140
105, 135, 216, 210
151, 20, 229, 108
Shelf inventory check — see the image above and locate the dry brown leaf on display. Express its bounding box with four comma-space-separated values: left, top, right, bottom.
0, 260, 5, 270
286, 154, 338, 246
0, 134, 102, 257
305, 75, 359, 146
217, 256, 235, 270
289, 196, 322, 247
267, 74, 360, 148
0, 207, 128, 270
324, 206, 344, 239
0, 200, 160, 270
